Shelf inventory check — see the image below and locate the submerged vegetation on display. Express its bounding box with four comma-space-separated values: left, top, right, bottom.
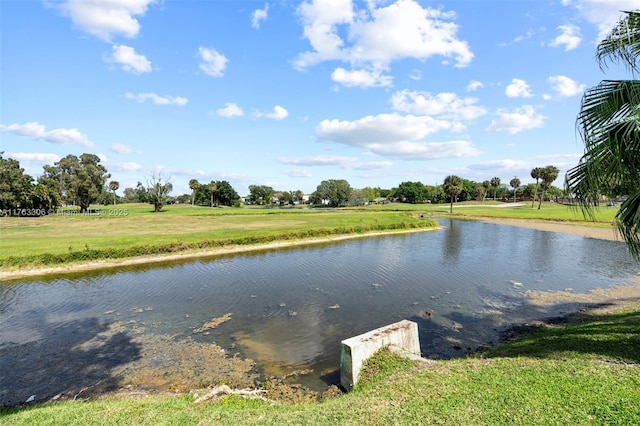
3, 301, 640, 425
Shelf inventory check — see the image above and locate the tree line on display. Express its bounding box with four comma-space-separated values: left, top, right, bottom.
1, 151, 565, 215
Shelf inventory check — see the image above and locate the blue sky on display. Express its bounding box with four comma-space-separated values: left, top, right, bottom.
1, 0, 638, 196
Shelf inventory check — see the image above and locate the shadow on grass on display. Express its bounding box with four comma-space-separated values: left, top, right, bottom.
0, 306, 141, 408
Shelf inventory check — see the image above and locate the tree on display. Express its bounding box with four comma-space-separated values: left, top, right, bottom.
482, 180, 491, 202
214, 181, 240, 206
490, 177, 501, 201
443, 175, 463, 213
207, 182, 218, 207
0, 153, 34, 210
146, 173, 172, 212
566, 10, 640, 258
279, 191, 293, 205
294, 189, 305, 204
530, 167, 543, 208
473, 184, 486, 201
43, 153, 110, 212
189, 179, 200, 205
394, 181, 428, 204
509, 177, 521, 203
108, 180, 119, 205
538, 166, 559, 209
248, 185, 275, 205
310, 179, 352, 207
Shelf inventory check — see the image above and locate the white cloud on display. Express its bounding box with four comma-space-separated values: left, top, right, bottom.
331, 67, 393, 88
283, 169, 313, 178
125, 92, 188, 106
295, 0, 473, 83
107, 45, 152, 74
315, 113, 479, 160
198, 47, 228, 77
55, 0, 156, 41
466, 80, 483, 92
110, 143, 132, 154
257, 105, 289, 120
485, 105, 546, 134
409, 69, 422, 80
565, 1, 639, 40
317, 113, 463, 146
0, 121, 94, 147
6, 152, 61, 165
252, 3, 269, 29
549, 24, 581, 51
108, 161, 145, 172
548, 75, 586, 97
390, 90, 487, 120
217, 103, 244, 118
505, 78, 533, 98
278, 155, 393, 170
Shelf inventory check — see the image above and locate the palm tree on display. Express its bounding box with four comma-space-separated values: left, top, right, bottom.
482, 180, 490, 202
490, 177, 501, 201
510, 177, 521, 203
208, 182, 217, 207
443, 175, 463, 213
538, 166, 559, 209
566, 10, 640, 258
108, 180, 119, 205
530, 167, 543, 208
188, 179, 200, 205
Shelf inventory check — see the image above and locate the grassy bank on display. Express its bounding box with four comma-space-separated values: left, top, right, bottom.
0, 203, 436, 269
3, 301, 639, 425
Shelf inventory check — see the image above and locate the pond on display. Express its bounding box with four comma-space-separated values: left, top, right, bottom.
1, 219, 639, 406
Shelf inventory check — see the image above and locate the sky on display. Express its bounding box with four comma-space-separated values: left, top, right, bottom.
2, 0, 639, 197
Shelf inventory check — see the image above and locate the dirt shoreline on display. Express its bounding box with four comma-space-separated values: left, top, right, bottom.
0, 218, 622, 281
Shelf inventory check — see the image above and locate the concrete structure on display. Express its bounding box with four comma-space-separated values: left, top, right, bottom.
340, 320, 421, 390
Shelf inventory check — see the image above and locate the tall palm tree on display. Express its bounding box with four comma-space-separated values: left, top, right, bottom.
443, 175, 463, 213
108, 180, 119, 205
566, 10, 640, 259
510, 177, 521, 203
481, 180, 490, 202
530, 167, 543, 208
208, 182, 217, 207
188, 179, 200, 205
538, 166, 559, 209
490, 177, 501, 201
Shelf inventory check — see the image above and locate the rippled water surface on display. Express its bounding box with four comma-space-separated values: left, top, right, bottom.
1, 219, 639, 405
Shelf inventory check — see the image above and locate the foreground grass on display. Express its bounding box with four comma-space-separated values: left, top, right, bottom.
3, 303, 639, 425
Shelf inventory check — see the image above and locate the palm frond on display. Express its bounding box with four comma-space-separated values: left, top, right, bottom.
616, 190, 640, 260
597, 10, 640, 75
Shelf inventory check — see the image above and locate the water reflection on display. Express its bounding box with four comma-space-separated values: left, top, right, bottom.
1, 219, 639, 404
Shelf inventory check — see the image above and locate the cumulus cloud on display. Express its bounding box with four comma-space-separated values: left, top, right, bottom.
331, 67, 393, 88
198, 47, 228, 77
505, 78, 533, 98
390, 90, 487, 120
549, 24, 581, 51
564, 0, 639, 40
485, 105, 546, 134
6, 152, 61, 165
125, 92, 188, 105
107, 45, 152, 74
0, 121, 94, 147
107, 161, 146, 172
216, 103, 244, 118
110, 143, 142, 154
283, 169, 313, 178
315, 113, 479, 160
55, 0, 156, 41
295, 0, 473, 86
466, 80, 483, 92
257, 105, 289, 120
548, 75, 585, 97
252, 3, 269, 29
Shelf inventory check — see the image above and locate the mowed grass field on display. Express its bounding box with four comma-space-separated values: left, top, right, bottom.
0, 203, 435, 268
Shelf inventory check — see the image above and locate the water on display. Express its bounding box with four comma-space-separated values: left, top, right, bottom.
1, 219, 638, 405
